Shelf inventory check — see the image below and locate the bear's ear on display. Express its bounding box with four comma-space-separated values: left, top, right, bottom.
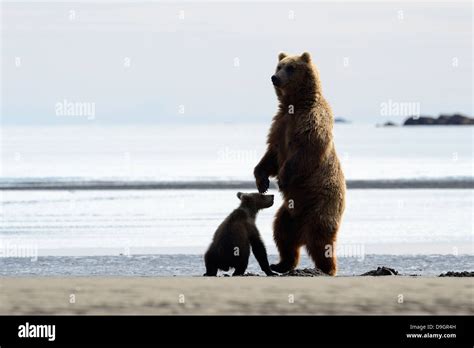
237, 192, 243, 200
301, 52, 311, 63
278, 52, 288, 61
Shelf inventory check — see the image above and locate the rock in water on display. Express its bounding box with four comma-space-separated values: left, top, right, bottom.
361, 266, 398, 276
439, 271, 474, 277
404, 113, 474, 125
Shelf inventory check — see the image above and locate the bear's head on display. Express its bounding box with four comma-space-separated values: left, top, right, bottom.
271, 52, 320, 100
237, 192, 274, 210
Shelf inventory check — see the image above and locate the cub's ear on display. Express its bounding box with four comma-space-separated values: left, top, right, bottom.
237, 192, 243, 200
278, 52, 288, 61
301, 52, 311, 63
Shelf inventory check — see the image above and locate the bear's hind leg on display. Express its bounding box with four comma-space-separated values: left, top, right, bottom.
231, 244, 250, 276
306, 238, 337, 276
271, 206, 302, 273
232, 257, 249, 276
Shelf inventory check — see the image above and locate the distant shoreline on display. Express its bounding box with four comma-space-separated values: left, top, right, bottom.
0, 179, 473, 190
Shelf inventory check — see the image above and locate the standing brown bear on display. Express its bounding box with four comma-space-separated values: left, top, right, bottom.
254, 52, 346, 276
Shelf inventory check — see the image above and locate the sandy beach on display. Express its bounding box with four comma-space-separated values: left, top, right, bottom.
1, 277, 472, 315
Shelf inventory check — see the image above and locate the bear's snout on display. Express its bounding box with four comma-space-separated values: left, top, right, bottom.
271, 75, 281, 87
264, 195, 274, 207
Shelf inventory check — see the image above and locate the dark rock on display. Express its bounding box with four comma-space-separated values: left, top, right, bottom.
361, 266, 398, 276
404, 114, 474, 126
383, 121, 397, 127
280, 268, 328, 277
404, 116, 436, 125
437, 114, 474, 125
439, 271, 474, 277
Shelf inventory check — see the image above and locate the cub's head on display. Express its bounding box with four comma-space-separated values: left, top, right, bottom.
237, 192, 274, 210
271, 52, 318, 96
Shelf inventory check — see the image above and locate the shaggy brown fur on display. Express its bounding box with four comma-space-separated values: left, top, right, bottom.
204, 192, 277, 276
254, 52, 346, 276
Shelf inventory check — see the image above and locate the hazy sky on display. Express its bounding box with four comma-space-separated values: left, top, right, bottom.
1, 1, 472, 125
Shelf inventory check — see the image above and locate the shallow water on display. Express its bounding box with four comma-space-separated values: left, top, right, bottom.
0, 189, 471, 256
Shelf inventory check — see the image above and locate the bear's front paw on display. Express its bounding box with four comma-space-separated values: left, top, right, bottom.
203, 273, 217, 277
255, 175, 270, 193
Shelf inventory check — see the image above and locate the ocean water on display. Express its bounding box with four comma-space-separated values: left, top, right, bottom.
1, 124, 472, 181
0, 189, 471, 256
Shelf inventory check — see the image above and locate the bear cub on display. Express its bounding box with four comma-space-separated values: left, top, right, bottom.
204, 192, 277, 276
